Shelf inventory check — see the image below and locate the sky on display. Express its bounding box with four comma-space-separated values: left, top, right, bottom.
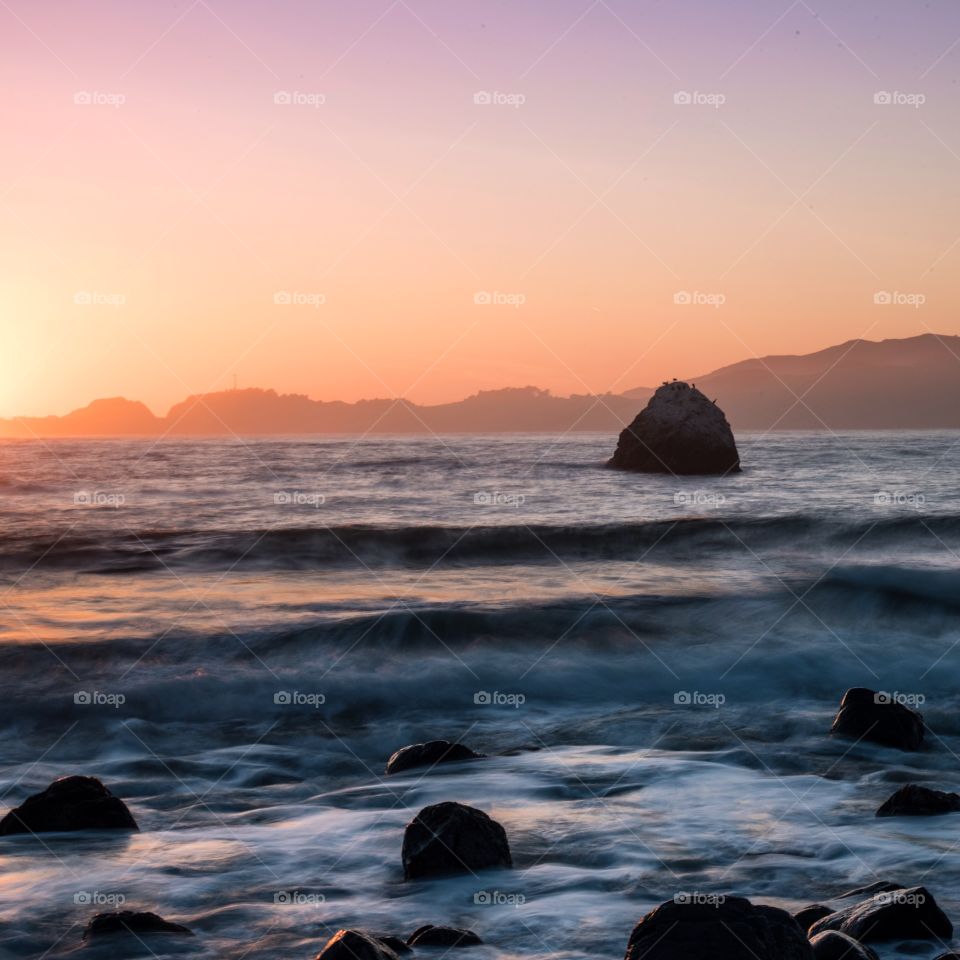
1, 0, 959, 417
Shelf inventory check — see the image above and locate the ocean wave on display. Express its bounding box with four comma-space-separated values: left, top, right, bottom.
0, 514, 930, 575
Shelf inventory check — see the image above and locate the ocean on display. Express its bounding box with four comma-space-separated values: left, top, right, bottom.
0, 432, 959, 958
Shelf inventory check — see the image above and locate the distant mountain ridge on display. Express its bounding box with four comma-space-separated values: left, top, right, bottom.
2, 334, 958, 436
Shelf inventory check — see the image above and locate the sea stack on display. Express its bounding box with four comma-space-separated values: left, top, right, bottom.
608, 381, 740, 475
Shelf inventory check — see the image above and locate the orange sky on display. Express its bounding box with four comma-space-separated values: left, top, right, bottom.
2, 0, 959, 417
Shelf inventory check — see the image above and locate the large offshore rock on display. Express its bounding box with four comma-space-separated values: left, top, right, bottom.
0, 776, 138, 835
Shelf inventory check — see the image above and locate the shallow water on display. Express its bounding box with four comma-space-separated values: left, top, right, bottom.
0, 433, 959, 958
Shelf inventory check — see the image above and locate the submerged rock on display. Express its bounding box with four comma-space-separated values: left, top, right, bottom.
314, 930, 400, 960
406, 925, 482, 947
809, 886, 952, 942
809, 930, 879, 959
385, 740, 484, 775
402, 801, 511, 880
83, 911, 193, 938
795, 905, 835, 931
876, 784, 960, 817
0, 776, 138, 835
624, 896, 813, 959
829, 688, 925, 751
608, 381, 740, 475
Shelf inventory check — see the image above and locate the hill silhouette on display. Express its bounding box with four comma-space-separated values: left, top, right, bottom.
1, 334, 957, 437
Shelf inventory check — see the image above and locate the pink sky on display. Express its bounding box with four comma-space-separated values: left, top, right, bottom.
1, 0, 959, 416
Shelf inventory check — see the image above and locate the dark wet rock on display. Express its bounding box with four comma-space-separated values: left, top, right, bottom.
796, 905, 835, 931
385, 741, 484, 776
829, 688, 924, 751
402, 801, 511, 880
406, 925, 482, 947
377, 936, 411, 954
83, 911, 193, 939
608, 381, 740, 475
809, 886, 952, 942
624, 896, 813, 959
934, 954, 960, 959
876, 784, 960, 817
809, 930, 879, 959
0, 776, 138, 836
314, 930, 400, 960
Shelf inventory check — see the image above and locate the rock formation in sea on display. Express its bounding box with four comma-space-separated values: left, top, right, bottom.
406, 925, 482, 947
385, 740, 484, 775
314, 929, 401, 960
876, 784, 960, 817
402, 801, 512, 879
624, 896, 813, 959
829, 688, 925, 751
83, 911, 193, 939
608, 381, 740, 474
0, 776, 138, 835
809, 885, 952, 942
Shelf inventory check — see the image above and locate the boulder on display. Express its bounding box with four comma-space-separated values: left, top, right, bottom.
385, 741, 484, 776
608, 382, 740, 475
834, 881, 902, 899
83, 911, 192, 939
0, 776, 138, 835
314, 930, 400, 960
809, 931, 879, 959
624, 896, 813, 959
876, 784, 960, 817
809, 886, 952, 942
407, 925, 482, 947
795, 905, 834, 931
402, 801, 511, 880
377, 936, 411, 954
829, 688, 924, 751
